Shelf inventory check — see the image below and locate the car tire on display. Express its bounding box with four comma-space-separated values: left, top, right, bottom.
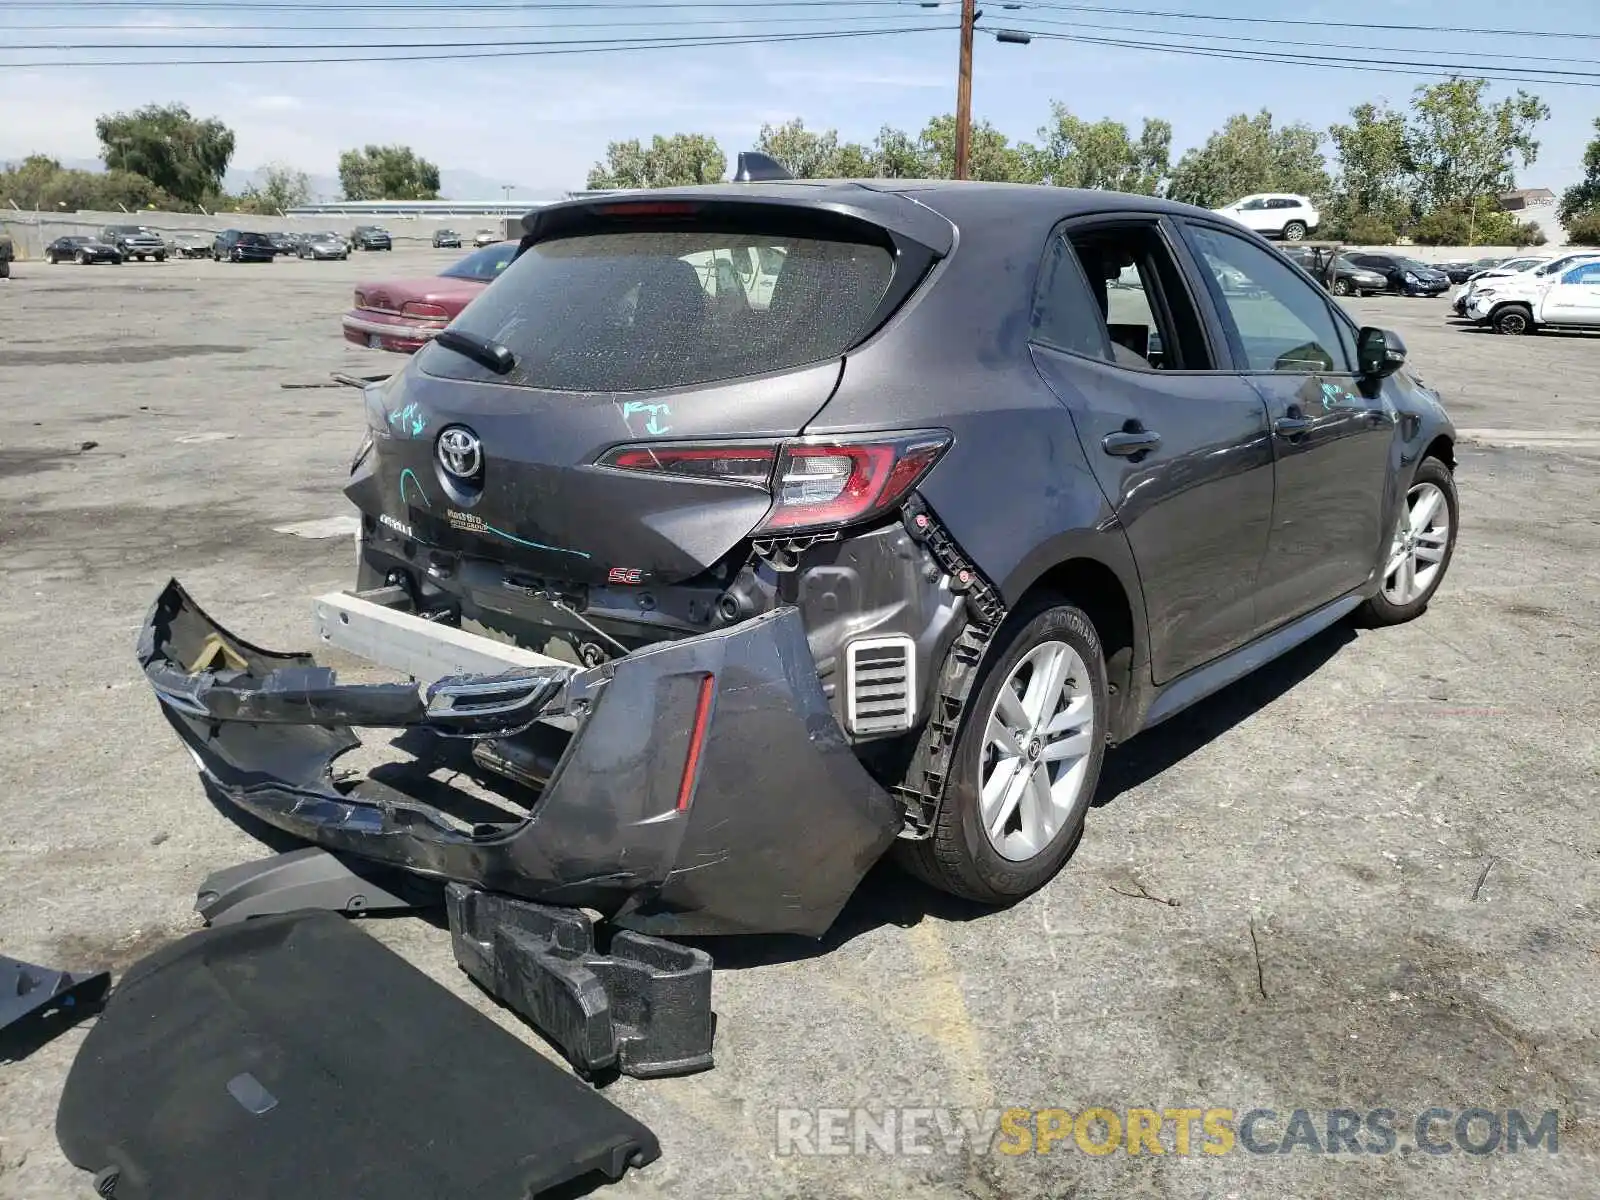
1281, 221, 1307, 241
897, 597, 1108, 904
155, 253, 166, 262
77, 251, 89, 265
1331, 277, 1353, 296
1358, 457, 1457, 626
1492, 304, 1534, 335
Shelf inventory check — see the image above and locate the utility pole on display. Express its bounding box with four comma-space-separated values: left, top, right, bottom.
954, 0, 976, 180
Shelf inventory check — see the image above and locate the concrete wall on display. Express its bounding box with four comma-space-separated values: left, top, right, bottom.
3, 207, 1592, 265
0, 207, 514, 259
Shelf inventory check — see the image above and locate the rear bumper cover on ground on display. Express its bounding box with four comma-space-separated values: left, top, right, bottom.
138, 580, 900, 937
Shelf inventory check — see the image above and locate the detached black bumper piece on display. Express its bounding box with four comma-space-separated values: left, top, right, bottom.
447, 884, 714, 1079
56, 911, 660, 1200
138, 579, 900, 938
0, 955, 110, 1062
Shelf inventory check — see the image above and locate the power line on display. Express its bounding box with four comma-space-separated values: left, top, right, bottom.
998, 27, 1600, 88
5, 12, 934, 32
1022, 2, 1600, 43
3, 0, 938, 8
1016, 15, 1600, 70
0, 13, 939, 48
1, 24, 956, 67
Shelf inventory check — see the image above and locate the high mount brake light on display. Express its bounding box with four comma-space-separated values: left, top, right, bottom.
593, 201, 703, 218
597, 433, 950, 534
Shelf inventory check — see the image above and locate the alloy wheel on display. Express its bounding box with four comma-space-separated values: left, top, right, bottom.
1381, 481, 1451, 606
979, 640, 1096, 862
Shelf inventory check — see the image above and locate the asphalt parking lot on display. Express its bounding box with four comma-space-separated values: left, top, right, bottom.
1, 249, 1597, 1199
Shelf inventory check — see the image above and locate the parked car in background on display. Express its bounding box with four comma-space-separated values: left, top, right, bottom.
167, 232, 212, 259
352, 225, 393, 251
212, 230, 277, 262
1449, 254, 1551, 315
298, 231, 349, 260
1437, 257, 1502, 284
1468, 256, 1600, 334
100, 224, 166, 261
1280, 245, 1387, 296
46, 235, 122, 265
433, 228, 463, 248
1344, 253, 1450, 296
266, 232, 299, 256
473, 228, 499, 247
342, 240, 516, 353
1212, 194, 1320, 241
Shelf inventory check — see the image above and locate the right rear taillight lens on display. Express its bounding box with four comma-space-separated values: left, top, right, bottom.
401, 301, 450, 320
597, 431, 950, 534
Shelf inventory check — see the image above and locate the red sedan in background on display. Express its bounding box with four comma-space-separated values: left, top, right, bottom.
342, 241, 517, 353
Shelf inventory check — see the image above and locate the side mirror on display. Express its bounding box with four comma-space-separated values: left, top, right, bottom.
1357, 327, 1406, 378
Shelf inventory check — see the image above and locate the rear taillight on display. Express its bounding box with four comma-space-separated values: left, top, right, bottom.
597, 432, 949, 534
400, 301, 450, 320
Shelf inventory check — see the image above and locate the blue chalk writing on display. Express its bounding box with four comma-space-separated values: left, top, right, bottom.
399, 468, 431, 509
387, 402, 427, 437
621, 400, 672, 436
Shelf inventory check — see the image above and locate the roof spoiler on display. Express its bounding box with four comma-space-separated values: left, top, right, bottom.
734, 151, 792, 183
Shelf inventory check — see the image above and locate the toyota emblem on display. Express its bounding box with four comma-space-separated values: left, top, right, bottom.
436, 426, 482, 479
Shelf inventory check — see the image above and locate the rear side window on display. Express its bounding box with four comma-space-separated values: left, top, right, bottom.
424, 226, 894, 392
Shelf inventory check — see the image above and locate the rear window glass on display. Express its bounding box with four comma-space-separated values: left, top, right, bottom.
440, 242, 516, 282
422, 227, 895, 392
239, 233, 272, 246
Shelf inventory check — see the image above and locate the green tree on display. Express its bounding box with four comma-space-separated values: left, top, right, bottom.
754, 118, 873, 178
94, 103, 235, 206
1558, 117, 1600, 226
1166, 110, 1330, 209
1405, 78, 1548, 213
338, 144, 441, 200
1326, 101, 1413, 232
0, 154, 182, 212
1565, 206, 1600, 245
869, 126, 933, 178
1032, 104, 1170, 193
236, 162, 312, 214
918, 114, 1036, 182
586, 133, 725, 189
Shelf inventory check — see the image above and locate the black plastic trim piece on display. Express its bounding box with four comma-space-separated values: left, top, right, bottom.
0, 956, 111, 1062
446, 884, 715, 1079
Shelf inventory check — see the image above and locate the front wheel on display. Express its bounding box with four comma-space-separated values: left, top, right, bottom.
1282, 221, 1307, 241
1493, 304, 1533, 335
1359, 457, 1458, 626
77, 251, 89, 265
897, 600, 1108, 903
1332, 277, 1353, 296
154, 253, 166, 262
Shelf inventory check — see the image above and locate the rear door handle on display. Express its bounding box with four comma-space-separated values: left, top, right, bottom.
1274, 415, 1313, 436
1102, 429, 1161, 457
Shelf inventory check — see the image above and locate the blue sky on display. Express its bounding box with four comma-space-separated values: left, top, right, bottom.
1, 0, 1597, 199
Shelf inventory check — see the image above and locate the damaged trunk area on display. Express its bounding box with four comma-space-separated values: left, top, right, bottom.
139, 579, 902, 938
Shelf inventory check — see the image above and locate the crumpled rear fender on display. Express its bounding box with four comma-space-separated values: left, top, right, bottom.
138, 580, 900, 938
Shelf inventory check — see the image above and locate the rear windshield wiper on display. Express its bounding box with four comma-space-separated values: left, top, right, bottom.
434, 328, 517, 375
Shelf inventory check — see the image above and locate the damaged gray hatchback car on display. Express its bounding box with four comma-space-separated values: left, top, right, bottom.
142, 168, 1459, 938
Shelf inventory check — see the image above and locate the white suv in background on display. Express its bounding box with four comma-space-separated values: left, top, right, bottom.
1212, 194, 1320, 241
1467, 253, 1600, 335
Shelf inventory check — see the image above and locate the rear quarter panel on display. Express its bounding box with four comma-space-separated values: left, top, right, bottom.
804, 205, 1149, 657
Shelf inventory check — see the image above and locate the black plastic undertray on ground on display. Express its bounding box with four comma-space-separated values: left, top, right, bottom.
55, 910, 660, 1199
447, 884, 715, 1079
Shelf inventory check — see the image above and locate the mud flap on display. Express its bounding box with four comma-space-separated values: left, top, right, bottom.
446, 884, 715, 1079
56, 911, 660, 1199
